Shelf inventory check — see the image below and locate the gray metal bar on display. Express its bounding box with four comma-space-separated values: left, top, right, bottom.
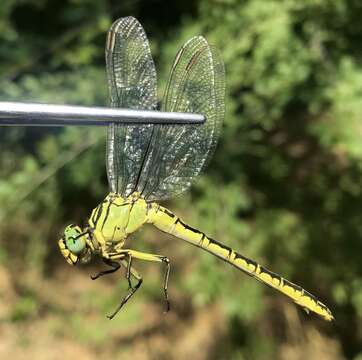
0, 102, 205, 126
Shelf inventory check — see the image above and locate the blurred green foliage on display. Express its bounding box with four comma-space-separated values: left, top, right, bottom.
1, 0, 362, 358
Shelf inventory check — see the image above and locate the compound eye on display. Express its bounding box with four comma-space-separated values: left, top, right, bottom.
64, 224, 86, 255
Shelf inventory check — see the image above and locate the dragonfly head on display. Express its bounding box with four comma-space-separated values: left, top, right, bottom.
58, 224, 92, 265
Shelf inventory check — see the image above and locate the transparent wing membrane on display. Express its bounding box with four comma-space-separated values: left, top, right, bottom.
106, 18, 225, 201
106, 17, 158, 195
140, 37, 225, 201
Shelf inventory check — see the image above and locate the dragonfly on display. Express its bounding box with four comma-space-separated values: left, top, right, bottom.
58, 16, 333, 321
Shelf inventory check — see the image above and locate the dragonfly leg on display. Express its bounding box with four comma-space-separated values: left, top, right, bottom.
126, 254, 133, 289
90, 258, 121, 280
107, 258, 143, 320
109, 249, 171, 313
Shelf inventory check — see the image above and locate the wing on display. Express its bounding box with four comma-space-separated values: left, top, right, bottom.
138, 36, 225, 201
105, 16, 158, 195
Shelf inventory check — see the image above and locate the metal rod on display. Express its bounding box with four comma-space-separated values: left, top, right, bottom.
0, 102, 205, 126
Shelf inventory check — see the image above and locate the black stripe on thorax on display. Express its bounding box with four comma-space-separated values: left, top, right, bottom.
91, 203, 104, 227
101, 200, 113, 231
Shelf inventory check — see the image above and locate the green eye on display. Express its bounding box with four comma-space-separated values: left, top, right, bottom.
64, 224, 86, 255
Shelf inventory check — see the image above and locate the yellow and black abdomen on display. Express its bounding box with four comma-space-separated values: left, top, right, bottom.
147, 203, 334, 321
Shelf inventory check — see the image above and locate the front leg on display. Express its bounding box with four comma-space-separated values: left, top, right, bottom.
108, 249, 171, 313
90, 258, 121, 280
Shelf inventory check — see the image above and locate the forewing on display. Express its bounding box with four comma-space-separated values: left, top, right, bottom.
139, 36, 225, 201
105, 16, 157, 195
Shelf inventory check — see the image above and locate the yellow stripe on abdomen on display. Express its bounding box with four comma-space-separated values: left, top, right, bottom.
148, 203, 334, 321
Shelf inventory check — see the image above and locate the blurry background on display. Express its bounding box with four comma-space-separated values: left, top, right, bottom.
0, 0, 361, 359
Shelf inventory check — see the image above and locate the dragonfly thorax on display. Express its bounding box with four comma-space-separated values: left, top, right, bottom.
88, 192, 149, 250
